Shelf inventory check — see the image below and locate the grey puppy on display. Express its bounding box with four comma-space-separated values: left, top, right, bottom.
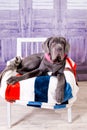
1, 37, 70, 103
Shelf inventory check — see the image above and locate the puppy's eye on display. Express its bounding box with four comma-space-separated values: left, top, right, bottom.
55, 48, 62, 52
59, 48, 62, 51
57, 48, 62, 51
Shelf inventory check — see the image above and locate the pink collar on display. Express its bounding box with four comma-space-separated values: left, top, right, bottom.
45, 53, 67, 63
44, 53, 53, 63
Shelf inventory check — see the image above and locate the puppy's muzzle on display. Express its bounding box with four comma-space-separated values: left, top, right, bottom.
53, 55, 62, 62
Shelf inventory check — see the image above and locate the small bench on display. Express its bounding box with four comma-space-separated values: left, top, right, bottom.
0, 38, 79, 128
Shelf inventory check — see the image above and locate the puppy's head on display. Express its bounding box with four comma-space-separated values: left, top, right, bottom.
42, 37, 70, 62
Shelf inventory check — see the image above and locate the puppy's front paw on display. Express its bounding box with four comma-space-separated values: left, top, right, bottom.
56, 98, 62, 104
7, 76, 18, 85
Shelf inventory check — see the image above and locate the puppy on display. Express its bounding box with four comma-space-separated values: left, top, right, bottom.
6, 36, 70, 104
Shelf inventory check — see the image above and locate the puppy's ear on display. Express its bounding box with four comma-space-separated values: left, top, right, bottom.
65, 41, 70, 55
42, 37, 53, 53
58, 37, 70, 55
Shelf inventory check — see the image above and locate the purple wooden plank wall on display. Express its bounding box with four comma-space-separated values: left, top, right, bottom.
0, 0, 87, 81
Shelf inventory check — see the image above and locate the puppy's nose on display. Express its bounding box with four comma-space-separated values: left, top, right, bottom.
57, 55, 62, 62
57, 53, 61, 57
58, 55, 61, 59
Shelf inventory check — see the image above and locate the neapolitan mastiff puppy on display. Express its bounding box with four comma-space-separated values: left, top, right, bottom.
0, 37, 70, 104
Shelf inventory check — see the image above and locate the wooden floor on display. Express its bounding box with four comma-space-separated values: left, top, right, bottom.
0, 81, 87, 130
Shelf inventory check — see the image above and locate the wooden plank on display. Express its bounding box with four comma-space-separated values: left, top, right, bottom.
0, 10, 19, 20
66, 21, 86, 29
31, 29, 56, 37
32, 0, 53, 9
0, 21, 19, 30
0, 0, 19, 10
0, 38, 16, 63
32, 22, 54, 29
66, 29, 85, 36
66, 10, 87, 19
33, 10, 54, 18
0, 30, 21, 38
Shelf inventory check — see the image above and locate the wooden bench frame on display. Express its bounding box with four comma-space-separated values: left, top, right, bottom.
7, 102, 72, 128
